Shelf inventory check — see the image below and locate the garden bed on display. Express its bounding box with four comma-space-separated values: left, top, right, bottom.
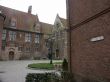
28, 62, 62, 70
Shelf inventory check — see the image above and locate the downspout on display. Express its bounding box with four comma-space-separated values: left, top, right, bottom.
66, 0, 72, 72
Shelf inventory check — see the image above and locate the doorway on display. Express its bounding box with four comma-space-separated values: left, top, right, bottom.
9, 51, 14, 60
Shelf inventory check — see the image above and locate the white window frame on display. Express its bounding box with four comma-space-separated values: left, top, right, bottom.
35, 34, 40, 43
9, 31, 16, 41
25, 33, 31, 42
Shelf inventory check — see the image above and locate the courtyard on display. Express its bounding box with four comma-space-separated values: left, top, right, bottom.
0, 60, 61, 82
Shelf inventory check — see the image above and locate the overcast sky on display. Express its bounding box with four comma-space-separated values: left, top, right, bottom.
0, 0, 66, 24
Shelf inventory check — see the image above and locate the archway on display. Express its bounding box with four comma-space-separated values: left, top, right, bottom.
9, 51, 14, 60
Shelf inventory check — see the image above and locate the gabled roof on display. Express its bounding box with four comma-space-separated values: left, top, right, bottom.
41, 22, 53, 35
0, 5, 40, 32
54, 14, 67, 29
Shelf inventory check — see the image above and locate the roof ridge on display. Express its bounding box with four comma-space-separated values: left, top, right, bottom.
0, 5, 36, 16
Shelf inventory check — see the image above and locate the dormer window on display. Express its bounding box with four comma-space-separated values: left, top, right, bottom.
10, 18, 16, 28
11, 21, 16, 27
35, 23, 40, 33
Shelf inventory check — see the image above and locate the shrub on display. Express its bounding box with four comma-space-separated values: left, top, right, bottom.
61, 71, 76, 82
25, 73, 61, 82
62, 58, 68, 71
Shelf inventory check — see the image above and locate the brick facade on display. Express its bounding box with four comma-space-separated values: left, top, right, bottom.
67, 0, 110, 82
0, 13, 5, 58
0, 5, 44, 60
41, 22, 53, 59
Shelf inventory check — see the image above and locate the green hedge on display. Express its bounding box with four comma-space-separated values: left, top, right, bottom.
25, 71, 75, 82
25, 73, 61, 82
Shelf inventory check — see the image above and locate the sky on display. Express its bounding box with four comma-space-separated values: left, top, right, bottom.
0, 0, 66, 24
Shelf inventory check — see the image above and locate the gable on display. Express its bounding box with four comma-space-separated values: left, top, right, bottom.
0, 5, 41, 33
53, 15, 67, 33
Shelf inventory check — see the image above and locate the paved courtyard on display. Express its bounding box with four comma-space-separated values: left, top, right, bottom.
0, 60, 58, 82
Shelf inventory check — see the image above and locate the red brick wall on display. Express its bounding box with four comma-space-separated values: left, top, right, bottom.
67, 0, 110, 81
68, 0, 110, 27
0, 16, 4, 51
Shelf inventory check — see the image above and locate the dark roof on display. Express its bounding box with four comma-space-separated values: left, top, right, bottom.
0, 5, 40, 32
41, 22, 53, 34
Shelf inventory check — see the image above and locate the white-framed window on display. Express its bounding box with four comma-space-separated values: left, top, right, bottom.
2, 30, 7, 40
35, 34, 40, 43
9, 31, 16, 41
25, 33, 31, 42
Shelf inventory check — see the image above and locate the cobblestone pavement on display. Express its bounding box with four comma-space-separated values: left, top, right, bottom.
0, 60, 59, 82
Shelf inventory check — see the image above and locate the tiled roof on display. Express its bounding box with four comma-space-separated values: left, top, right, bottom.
41, 22, 53, 34
0, 5, 40, 32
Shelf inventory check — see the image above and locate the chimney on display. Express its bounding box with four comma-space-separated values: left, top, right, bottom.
28, 6, 32, 14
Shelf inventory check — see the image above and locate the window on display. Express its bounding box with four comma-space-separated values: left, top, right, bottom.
25, 47, 31, 52
11, 21, 16, 27
19, 33, 22, 38
35, 34, 40, 43
18, 46, 23, 51
34, 45, 39, 51
10, 18, 16, 28
9, 31, 16, 41
25, 33, 31, 42
2, 41, 6, 50
2, 30, 7, 40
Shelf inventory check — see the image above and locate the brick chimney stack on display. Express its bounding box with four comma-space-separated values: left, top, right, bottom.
28, 6, 32, 14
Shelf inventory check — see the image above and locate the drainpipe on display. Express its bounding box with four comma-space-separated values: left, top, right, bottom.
66, 0, 72, 72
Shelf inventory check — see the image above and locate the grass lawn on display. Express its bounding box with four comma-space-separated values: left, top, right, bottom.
28, 61, 62, 70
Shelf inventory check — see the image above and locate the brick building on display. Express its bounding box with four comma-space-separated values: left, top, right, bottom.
67, 0, 110, 82
0, 13, 5, 59
0, 5, 43, 60
40, 22, 53, 59
52, 14, 67, 59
